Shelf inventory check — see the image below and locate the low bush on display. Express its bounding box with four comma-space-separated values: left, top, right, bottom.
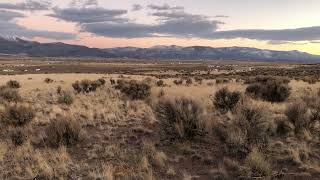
72, 79, 104, 93
185, 78, 193, 86
173, 79, 183, 85
44, 78, 54, 84
0, 86, 21, 102
110, 79, 116, 85
285, 102, 310, 133
46, 115, 81, 148
156, 80, 165, 87
155, 97, 203, 139
56, 86, 62, 94
1, 104, 35, 126
246, 78, 291, 102
213, 88, 241, 113
6, 80, 21, 89
58, 92, 74, 105
115, 80, 151, 100
234, 105, 272, 145
216, 78, 229, 84
96, 78, 106, 86
10, 128, 27, 146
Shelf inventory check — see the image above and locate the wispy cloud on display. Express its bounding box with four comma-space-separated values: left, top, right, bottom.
0, 0, 51, 11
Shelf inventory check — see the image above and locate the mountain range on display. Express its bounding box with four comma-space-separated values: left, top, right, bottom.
1, 36, 319, 62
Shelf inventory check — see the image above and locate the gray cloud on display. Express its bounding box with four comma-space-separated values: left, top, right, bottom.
210, 26, 320, 41
132, 4, 143, 11
215, 15, 229, 18
0, 0, 51, 11
148, 4, 184, 11
0, 9, 75, 40
81, 13, 221, 38
69, 0, 98, 7
47, 3, 320, 43
50, 7, 128, 23
0, 10, 26, 21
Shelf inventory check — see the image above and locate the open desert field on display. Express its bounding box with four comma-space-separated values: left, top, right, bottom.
1, 60, 320, 179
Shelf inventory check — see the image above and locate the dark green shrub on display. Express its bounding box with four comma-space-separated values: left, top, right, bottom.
213, 88, 241, 113
155, 97, 203, 139
46, 115, 81, 148
72, 79, 104, 93
6, 80, 21, 89
115, 80, 151, 100
246, 78, 291, 102
1, 104, 35, 126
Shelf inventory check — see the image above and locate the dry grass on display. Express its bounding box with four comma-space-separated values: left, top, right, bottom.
0, 73, 320, 179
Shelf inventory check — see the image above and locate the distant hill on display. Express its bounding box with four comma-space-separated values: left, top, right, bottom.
1, 36, 320, 62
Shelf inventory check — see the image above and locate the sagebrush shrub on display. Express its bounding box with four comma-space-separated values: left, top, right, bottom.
110, 79, 116, 85
155, 97, 203, 139
6, 80, 21, 89
72, 79, 104, 93
58, 92, 74, 105
246, 78, 291, 102
173, 79, 183, 85
46, 115, 81, 148
10, 128, 27, 146
1, 104, 35, 126
0, 86, 21, 102
156, 80, 165, 87
185, 78, 193, 86
44, 78, 54, 84
285, 102, 309, 133
96, 78, 106, 86
234, 105, 272, 145
213, 88, 241, 113
115, 80, 151, 100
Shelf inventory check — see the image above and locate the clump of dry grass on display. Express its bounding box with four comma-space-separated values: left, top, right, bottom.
213, 88, 241, 113
0, 104, 35, 126
245, 148, 272, 177
155, 97, 203, 139
46, 115, 82, 148
6, 80, 21, 89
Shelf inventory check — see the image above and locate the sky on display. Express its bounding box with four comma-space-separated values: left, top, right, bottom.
1, 0, 320, 54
